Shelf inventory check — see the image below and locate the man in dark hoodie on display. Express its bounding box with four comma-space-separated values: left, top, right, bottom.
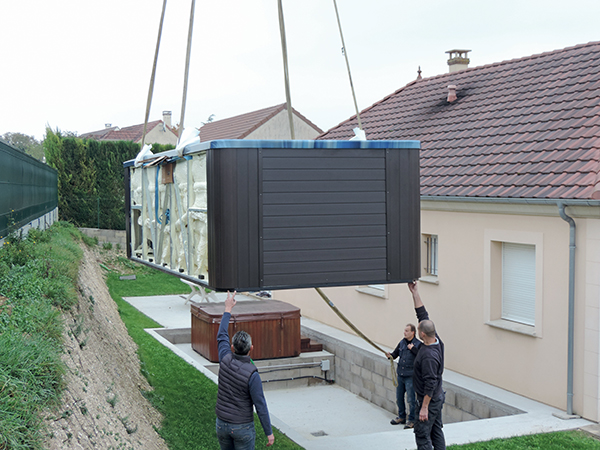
215, 291, 274, 449
409, 281, 445, 450
386, 323, 421, 428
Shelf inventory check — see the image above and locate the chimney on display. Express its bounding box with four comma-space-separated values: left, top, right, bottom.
162, 111, 172, 128
446, 49, 470, 73
447, 85, 457, 103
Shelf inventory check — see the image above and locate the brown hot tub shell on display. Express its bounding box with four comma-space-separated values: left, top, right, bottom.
191, 300, 301, 362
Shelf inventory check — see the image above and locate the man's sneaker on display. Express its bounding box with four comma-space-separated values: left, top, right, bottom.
404, 422, 415, 429
390, 417, 406, 425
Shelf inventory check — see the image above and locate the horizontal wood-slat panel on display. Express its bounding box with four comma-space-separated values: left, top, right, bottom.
263, 180, 386, 193
263, 236, 387, 252
263, 203, 385, 216
263, 270, 388, 288
263, 168, 384, 181
264, 258, 386, 275
263, 225, 386, 240
261, 148, 388, 287
263, 214, 386, 228
263, 192, 385, 204
263, 247, 386, 263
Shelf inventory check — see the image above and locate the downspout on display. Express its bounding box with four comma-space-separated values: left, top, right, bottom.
558, 202, 576, 415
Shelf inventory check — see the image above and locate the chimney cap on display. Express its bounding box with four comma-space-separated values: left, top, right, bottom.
445, 49, 471, 56
446, 49, 471, 73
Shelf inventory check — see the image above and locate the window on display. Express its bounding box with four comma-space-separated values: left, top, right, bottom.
420, 234, 438, 284
424, 234, 438, 276
484, 229, 543, 337
502, 243, 535, 326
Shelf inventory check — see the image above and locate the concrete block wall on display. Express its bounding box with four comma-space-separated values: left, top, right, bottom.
442, 382, 523, 424
1, 208, 58, 246
301, 324, 398, 414
254, 352, 335, 391
204, 352, 335, 391
301, 324, 524, 421
79, 228, 126, 248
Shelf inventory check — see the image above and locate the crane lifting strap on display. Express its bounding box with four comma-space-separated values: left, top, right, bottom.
315, 287, 398, 387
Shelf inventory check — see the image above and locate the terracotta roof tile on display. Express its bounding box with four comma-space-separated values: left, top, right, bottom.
80, 120, 177, 143
199, 103, 322, 142
321, 41, 600, 200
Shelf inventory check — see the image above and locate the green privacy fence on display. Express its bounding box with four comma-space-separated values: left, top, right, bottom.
0, 140, 58, 239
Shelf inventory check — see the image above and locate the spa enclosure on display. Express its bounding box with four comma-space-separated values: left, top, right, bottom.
123, 139, 420, 292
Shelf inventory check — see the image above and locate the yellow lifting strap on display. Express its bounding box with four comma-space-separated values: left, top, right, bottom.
315, 288, 397, 387
332, 0, 363, 131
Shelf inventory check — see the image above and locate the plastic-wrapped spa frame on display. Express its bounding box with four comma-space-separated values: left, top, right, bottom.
124, 139, 421, 292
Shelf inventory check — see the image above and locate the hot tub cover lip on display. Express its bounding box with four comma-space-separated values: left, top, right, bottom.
123, 139, 421, 167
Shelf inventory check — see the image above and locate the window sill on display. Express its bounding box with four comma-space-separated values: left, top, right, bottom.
419, 275, 439, 285
486, 319, 537, 337
356, 286, 387, 299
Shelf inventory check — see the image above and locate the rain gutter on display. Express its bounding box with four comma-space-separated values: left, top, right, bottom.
558, 202, 576, 416
420, 196, 600, 207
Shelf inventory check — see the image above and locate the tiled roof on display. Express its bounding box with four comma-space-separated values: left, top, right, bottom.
81, 120, 174, 143
199, 103, 323, 141
321, 41, 600, 200
79, 126, 119, 140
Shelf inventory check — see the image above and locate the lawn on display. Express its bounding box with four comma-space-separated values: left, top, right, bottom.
448, 430, 600, 449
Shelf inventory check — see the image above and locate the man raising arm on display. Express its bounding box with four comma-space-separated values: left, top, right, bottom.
408, 281, 446, 450
215, 291, 275, 449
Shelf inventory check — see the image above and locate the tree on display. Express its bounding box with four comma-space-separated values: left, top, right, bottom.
1, 132, 44, 161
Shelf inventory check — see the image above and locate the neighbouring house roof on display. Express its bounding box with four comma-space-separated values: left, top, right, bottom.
199, 103, 323, 141
79, 126, 119, 140
80, 120, 174, 143
321, 41, 600, 200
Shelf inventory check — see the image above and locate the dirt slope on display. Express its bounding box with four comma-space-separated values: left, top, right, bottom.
44, 246, 168, 450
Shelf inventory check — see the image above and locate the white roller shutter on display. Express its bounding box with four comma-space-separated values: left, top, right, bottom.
502, 242, 536, 326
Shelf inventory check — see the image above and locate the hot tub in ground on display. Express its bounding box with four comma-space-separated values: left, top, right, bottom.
190, 300, 301, 362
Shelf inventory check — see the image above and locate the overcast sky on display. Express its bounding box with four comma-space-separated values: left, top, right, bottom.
1, 0, 599, 141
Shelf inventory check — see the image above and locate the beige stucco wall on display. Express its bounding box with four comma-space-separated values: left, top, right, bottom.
246, 110, 321, 140
583, 219, 600, 420
142, 125, 178, 146
274, 203, 600, 420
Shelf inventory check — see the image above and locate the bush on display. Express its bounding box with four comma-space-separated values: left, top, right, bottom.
44, 129, 175, 230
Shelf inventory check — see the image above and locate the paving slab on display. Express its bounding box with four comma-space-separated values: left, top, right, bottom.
123, 293, 595, 450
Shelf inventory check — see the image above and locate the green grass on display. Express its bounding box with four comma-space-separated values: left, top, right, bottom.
449, 430, 600, 449
106, 264, 304, 450
0, 222, 83, 450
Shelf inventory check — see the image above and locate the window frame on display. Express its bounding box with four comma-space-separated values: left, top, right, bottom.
421, 233, 439, 284
484, 229, 544, 337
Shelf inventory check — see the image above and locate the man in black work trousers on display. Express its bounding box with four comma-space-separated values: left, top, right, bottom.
408, 281, 445, 450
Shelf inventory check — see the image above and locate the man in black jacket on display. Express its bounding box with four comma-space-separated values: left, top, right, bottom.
215, 291, 274, 449
409, 281, 445, 450
386, 323, 421, 428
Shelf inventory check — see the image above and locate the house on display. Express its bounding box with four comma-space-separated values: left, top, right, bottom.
80, 111, 178, 146
199, 103, 322, 141
275, 42, 600, 420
